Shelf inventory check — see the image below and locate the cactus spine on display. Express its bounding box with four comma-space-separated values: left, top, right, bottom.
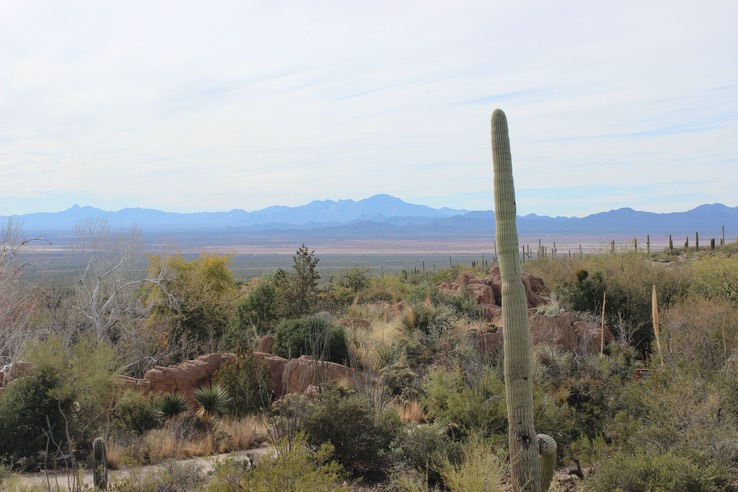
93, 437, 108, 490
492, 109, 556, 491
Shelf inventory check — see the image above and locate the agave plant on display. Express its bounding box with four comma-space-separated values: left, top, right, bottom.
158, 392, 189, 420
194, 384, 232, 423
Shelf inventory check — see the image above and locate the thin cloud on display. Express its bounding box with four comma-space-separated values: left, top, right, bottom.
1, 0, 736, 216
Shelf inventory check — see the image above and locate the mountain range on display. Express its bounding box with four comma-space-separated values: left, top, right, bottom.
3, 194, 737, 244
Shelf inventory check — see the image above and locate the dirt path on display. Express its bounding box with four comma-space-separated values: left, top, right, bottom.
5, 447, 272, 490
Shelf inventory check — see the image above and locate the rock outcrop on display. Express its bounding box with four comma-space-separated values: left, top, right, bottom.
120, 345, 363, 403
436, 267, 549, 319
529, 312, 614, 352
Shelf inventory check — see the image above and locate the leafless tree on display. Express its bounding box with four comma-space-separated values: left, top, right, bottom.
0, 218, 46, 364
72, 218, 146, 342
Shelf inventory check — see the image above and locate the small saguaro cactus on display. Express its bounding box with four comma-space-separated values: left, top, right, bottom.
93, 437, 108, 490
492, 109, 556, 491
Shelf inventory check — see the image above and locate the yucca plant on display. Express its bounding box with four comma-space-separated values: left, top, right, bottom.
194, 384, 232, 424
158, 392, 189, 420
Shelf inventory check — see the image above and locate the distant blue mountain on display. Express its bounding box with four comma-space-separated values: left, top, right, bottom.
2, 196, 736, 243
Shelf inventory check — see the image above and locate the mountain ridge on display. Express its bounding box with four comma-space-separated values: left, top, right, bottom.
2, 196, 736, 241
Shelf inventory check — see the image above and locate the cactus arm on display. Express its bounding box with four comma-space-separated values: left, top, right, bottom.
538, 433, 557, 491
492, 109, 551, 491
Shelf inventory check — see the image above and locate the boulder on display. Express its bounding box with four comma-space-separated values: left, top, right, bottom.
282, 355, 366, 394
142, 353, 237, 402
470, 331, 504, 356
436, 269, 549, 318
257, 336, 275, 354
529, 313, 614, 352
253, 351, 289, 398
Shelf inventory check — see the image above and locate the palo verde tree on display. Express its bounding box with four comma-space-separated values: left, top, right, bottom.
492, 109, 556, 491
144, 252, 239, 359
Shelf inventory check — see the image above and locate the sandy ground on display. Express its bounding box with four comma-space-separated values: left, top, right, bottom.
5, 447, 271, 490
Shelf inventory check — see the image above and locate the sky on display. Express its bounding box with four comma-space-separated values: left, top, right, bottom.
1, 1, 737, 218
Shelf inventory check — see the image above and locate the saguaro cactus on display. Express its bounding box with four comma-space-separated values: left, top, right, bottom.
93, 437, 108, 490
492, 109, 556, 491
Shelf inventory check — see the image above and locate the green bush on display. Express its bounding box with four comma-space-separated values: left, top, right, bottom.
422, 364, 506, 435
0, 367, 75, 467
113, 390, 161, 435
588, 448, 734, 492
301, 388, 400, 475
437, 436, 504, 492
274, 314, 349, 364
206, 434, 350, 492
213, 350, 272, 417
391, 423, 462, 485
111, 459, 205, 491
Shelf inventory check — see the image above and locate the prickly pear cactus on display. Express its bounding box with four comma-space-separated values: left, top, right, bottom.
492, 109, 556, 491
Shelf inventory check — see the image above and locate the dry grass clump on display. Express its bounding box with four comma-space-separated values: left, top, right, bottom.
399, 400, 426, 423
218, 415, 269, 452
114, 415, 268, 465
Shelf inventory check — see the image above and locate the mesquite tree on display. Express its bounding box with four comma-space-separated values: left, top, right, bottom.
491, 109, 556, 491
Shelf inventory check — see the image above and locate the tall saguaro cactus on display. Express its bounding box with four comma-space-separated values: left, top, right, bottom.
492, 109, 556, 491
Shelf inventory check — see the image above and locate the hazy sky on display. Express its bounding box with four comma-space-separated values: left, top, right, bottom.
1, 1, 736, 217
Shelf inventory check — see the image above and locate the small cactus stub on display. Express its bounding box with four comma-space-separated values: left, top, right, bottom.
93, 437, 108, 490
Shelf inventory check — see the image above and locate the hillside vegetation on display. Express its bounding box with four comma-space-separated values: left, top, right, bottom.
1, 221, 738, 491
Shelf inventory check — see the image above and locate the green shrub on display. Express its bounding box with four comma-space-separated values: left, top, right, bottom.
111, 459, 204, 491
213, 350, 272, 417
437, 436, 504, 492
0, 367, 75, 467
588, 448, 734, 492
274, 314, 349, 364
206, 434, 350, 492
391, 424, 462, 485
422, 364, 506, 435
301, 388, 400, 475
113, 390, 161, 435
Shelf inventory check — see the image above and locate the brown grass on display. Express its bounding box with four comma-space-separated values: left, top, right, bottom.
105, 441, 126, 470
399, 400, 426, 423
218, 415, 269, 453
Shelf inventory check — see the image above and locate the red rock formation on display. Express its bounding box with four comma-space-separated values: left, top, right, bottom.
282, 355, 366, 394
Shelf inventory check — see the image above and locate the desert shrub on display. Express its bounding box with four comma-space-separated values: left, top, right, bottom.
391, 423, 462, 486
0, 367, 75, 467
274, 314, 349, 364
441, 289, 486, 321
532, 252, 691, 348
662, 295, 738, 371
587, 448, 734, 492
233, 278, 279, 336
111, 459, 205, 491
335, 265, 371, 293
213, 350, 272, 417
113, 390, 161, 435
301, 388, 400, 475
22, 335, 121, 441
379, 363, 419, 397
401, 304, 452, 336
690, 255, 738, 304
206, 434, 350, 492
422, 364, 506, 435
437, 436, 504, 492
